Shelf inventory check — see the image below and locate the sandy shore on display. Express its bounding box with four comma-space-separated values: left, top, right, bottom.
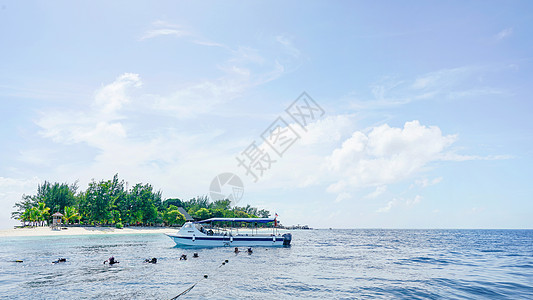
0, 226, 177, 237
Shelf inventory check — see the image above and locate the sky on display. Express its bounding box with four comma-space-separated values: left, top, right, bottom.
1, 1, 532, 229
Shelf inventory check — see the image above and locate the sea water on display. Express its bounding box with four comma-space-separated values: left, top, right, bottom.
0, 229, 532, 299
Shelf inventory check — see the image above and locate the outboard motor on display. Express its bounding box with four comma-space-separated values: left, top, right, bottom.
282, 233, 292, 246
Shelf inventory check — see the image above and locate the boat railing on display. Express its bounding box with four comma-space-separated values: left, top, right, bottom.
195, 220, 281, 236
198, 226, 282, 237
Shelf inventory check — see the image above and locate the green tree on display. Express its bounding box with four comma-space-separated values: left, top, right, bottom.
12, 176, 271, 228
182, 195, 210, 212
79, 174, 130, 225
223, 210, 235, 218
163, 205, 185, 226
12, 194, 37, 222
129, 183, 161, 225
11, 182, 77, 224
17, 202, 50, 227
234, 204, 258, 217
212, 208, 225, 218
258, 209, 270, 218
29, 207, 39, 226
36, 202, 50, 226
107, 174, 127, 224
162, 198, 183, 209
194, 208, 211, 220
20, 207, 35, 226
37, 181, 78, 215
63, 206, 80, 224
211, 199, 231, 211
80, 179, 112, 224
19, 208, 30, 226
234, 210, 250, 218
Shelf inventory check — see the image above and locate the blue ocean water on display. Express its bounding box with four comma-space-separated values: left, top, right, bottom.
0, 229, 532, 299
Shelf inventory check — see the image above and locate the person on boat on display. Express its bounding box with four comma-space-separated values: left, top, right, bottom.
234, 247, 240, 253
104, 256, 119, 265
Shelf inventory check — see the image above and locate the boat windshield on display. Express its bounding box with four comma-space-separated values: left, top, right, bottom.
182, 223, 194, 229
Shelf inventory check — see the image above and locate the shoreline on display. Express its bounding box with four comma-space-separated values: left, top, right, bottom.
0, 226, 177, 237
0, 226, 287, 238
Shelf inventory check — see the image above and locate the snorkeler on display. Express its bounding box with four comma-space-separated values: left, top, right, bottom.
104, 256, 119, 265
52, 258, 66, 264
144, 258, 157, 264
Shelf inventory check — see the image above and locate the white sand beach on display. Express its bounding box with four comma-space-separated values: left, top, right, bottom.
0, 226, 177, 237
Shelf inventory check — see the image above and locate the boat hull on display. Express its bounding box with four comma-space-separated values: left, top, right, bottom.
166, 233, 291, 247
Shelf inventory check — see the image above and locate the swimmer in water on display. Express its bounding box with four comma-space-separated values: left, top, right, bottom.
53, 258, 66, 264
144, 258, 157, 264
104, 256, 119, 265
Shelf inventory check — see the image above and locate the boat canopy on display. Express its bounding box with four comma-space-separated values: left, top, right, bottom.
195, 217, 275, 224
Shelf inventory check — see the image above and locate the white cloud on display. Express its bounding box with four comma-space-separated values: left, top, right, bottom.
33, 70, 287, 201
411, 67, 472, 91
30, 23, 305, 200
145, 44, 293, 119
139, 21, 191, 40
136, 21, 302, 119
244, 116, 507, 200
37, 73, 140, 147
299, 114, 355, 146
141, 29, 189, 40
495, 28, 513, 40
412, 177, 443, 188
439, 153, 512, 161
276, 35, 301, 58
335, 192, 351, 203
377, 199, 397, 213
470, 207, 486, 214
326, 120, 456, 191
365, 185, 387, 199
242, 114, 356, 190
94, 73, 142, 114
406, 195, 422, 206
152, 77, 248, 118
377, 195, 421, 213
349, 66, 505, 110
0, 177, 41, 229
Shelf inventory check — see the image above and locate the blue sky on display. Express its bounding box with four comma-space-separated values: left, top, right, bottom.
1, 1, 532, 229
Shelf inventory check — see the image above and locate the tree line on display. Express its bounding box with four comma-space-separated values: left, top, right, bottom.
11, 174, 271, 227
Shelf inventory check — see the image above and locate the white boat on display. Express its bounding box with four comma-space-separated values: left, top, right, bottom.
166, 217, 292, 247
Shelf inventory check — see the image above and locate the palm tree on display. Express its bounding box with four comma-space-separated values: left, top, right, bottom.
28, 207, 39, 226
63, 206, 80, 224
36, 202, 50, 226
20, 209, 31, 226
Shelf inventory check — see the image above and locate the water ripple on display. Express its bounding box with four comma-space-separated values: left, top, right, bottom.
0, 229, 532, 299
